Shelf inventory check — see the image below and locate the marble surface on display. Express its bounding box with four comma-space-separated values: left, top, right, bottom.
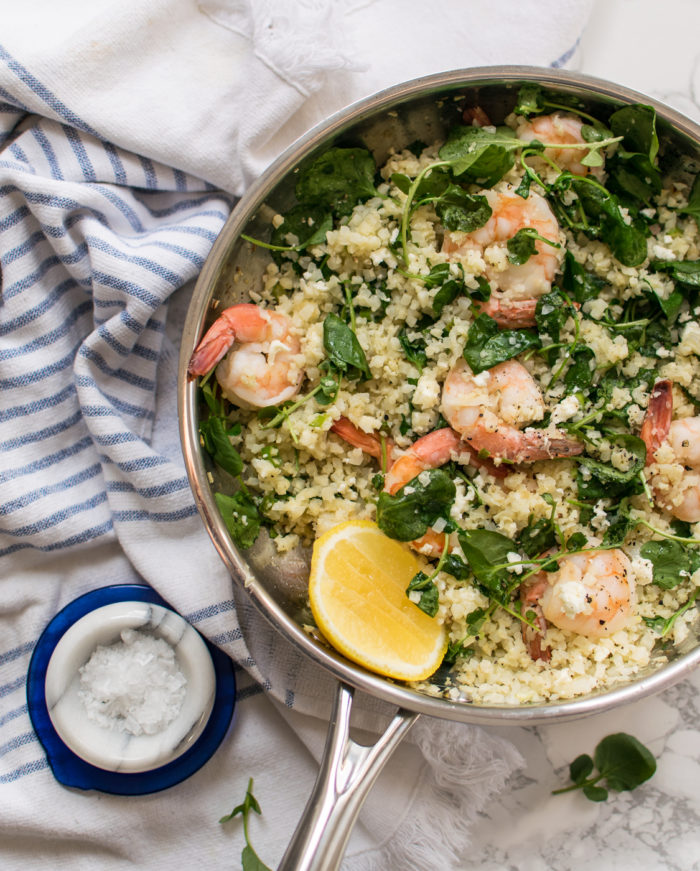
465, 3, 700, 869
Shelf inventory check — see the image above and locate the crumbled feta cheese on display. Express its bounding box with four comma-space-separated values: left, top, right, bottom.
556, 580, 593, 619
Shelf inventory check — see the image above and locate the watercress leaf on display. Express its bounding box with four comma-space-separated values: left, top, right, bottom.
462, 313, 540, 374
609, 105, 659, 163
602, 499, 635, 547
513, 83, 545, 116
376, 468, 456, 541
269, 203, 333, 252
432, 279, 464, 317
219, 802, 247, 823
436, 186, 492, 233
199, 417, 243, 477
241, 845, 272, 871
406, 575, 440, 617
465, 606, 489, 635
535, 289, 569, 347
642, 614, 671, 634
564, 346, 595, 393
571, 178, 648, 267
458, 528, 517, 603
442, 552, 471, 580
390, 172, 412, 195
650, 258, 700, 289
570, 753, 594, 784
594, 732, 657, 792
471, 275, 492, 302
680, 173, 700, 229
215, 490, 262, 550
421, 262, 452, 288
517, 515, 557, 558
608, 151, 662, 204
443, 637, 475, 664
562, 250, 606, 304
323, 313, 371, 380
566, 531, 588, 551
578, 434, 647, 485
639, 539, 692, 589
296, 147, 378, 217
398, 328, 428, 373
438, 126, 519, 186
582, 784, 609, 802
508, 228, 559, 266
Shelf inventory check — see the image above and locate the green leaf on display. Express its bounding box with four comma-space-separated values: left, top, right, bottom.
438, 126, 519, 186
462, 313, 540, 375
513, 83, 545, 117
199, 417, 243, 477
458, 528, 518, 603
376, 468, 456, 542
562, 250, 606, 304
435, 187, 492, 233
269, 203, 333, 252
406, 572, 440, 617
609, 105, 659, 163
398, 328, 428, 373
577, 434, 647, 486
602, 499, 635, 547
639, 538, 700, 589
582, 784, 609, 802
296, 147, 378, 217
564, 346, 595, 393
570, 753, 594, 784
241, 845, 272, 871
680, 173, 700, 229
507, 228, 559, 266
215, 490, 262, 550
517, 515, 557, 558
442, 552, 471, 579
566, 531, 588, 551
571, 177, 648, 267
650, 258, 700, 289
323, 313, 371, 380
594, 733, 657, 792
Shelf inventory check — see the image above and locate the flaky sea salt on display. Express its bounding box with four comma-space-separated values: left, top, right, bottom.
78, 628, 187, 736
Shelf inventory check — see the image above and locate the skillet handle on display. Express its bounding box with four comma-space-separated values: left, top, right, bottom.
277, 681, 418, 871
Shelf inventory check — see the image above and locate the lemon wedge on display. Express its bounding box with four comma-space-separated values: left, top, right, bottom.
308, 520, 447, 681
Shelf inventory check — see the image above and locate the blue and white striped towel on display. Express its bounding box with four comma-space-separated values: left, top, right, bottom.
0, 1, 593, 868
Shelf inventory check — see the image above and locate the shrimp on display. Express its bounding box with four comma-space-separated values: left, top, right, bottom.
641, 379, 700, 522
330, 418, 506, 557
520, 549, 636, 660
187, 303, 304, 408
441, 358, 583, 464
516, 112, 603, 178
442, 184, 563, 327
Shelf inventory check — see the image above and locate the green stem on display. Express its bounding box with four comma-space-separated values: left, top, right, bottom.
551, 773, 604, 796
260, 383, 323, 430
400, 160, 449, 265
634, 517, 700, 546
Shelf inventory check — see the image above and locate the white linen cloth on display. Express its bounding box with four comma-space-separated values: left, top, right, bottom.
0, 1, 593, 868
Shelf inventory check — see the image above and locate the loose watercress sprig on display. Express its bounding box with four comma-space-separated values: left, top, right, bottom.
220, 777, 272, 871
552, 733, 656, 802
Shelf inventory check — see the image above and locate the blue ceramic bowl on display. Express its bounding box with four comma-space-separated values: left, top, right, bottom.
27, 584, 236, 796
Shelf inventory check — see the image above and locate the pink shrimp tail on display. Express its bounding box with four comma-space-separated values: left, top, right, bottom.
475, 296, 538, 328
641, 379, 673, 463
520, 575, 551, 663
187, 303, 271, 379
329, 418, 395, 467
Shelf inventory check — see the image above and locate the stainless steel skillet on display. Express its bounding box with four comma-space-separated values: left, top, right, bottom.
178, 66, 700, 869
